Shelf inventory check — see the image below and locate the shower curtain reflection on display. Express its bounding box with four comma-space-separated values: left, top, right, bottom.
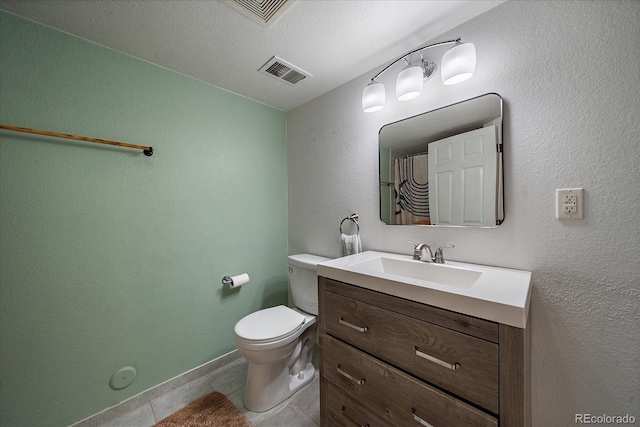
394, 153, 430, 225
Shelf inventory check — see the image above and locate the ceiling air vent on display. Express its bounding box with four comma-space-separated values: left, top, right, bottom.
258, 56, 312, 86
223, 0, 295, 27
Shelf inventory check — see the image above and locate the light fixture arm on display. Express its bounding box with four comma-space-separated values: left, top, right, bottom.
362, 37, 474, 113
369, 38, 461, 82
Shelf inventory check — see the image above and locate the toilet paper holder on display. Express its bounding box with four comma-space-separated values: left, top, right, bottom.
222, 273, 250, 289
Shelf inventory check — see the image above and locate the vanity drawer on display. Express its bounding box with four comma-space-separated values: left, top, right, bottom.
321, 335, 498, 427
324, 291, 499, 413
326, 381, 396, 427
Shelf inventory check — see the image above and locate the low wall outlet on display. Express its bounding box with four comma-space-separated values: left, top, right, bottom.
556, 188, 584, 219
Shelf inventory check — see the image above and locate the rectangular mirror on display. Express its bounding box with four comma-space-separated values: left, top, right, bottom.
379, 93, 503, 227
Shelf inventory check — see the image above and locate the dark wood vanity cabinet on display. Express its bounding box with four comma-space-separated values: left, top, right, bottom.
318, 276, 530, 427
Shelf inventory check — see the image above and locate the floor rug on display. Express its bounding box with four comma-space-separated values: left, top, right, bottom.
153, 391, 252, 427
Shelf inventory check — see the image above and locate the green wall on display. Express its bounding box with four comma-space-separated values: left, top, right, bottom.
0, 12, 288, 427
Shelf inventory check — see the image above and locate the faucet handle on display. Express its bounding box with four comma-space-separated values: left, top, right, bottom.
434, 244, 455, 264
406, 240, 421, 260
408, 241, 432, 260
406, 241, 425, 260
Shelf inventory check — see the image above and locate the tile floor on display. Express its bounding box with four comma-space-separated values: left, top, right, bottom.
96, 353, 320, 427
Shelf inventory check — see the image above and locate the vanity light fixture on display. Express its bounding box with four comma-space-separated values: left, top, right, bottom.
396, 60, 424, 101
362, 38, 475, 113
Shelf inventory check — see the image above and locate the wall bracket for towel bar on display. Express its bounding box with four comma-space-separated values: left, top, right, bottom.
0, 124, 154, 156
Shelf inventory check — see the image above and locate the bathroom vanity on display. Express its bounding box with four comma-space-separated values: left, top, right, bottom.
317, 251, 531, 427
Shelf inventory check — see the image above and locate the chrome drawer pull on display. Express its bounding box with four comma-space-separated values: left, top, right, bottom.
412, 408, 435, 427
413, 346, 461, 370
337, 364, 365, 385
341, 406, 370, 427
339, 317, 368, 332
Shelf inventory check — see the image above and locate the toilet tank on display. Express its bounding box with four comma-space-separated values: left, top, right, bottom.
288, 254, 331, 315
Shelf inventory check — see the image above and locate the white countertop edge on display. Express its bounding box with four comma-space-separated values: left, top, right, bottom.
317, 251, 532, 329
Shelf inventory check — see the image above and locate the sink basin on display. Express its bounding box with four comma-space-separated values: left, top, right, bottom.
351, 256, 482, 289
317, 251, 532, 328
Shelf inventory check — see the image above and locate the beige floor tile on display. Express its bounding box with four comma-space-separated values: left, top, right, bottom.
99, 404, 155, 427
227, 386, 290, 426
256, 404, 318, 427
150, 375, 213, 421
291, 379, 320, 425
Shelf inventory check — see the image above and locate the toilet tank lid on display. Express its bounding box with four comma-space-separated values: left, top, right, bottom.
288, 254, 332, 270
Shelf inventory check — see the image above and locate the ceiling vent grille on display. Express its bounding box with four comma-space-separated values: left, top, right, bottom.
258, 56, 312, 86
224, 0, 295, 27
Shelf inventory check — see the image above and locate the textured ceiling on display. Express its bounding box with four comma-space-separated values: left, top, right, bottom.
0, 0, 504, 111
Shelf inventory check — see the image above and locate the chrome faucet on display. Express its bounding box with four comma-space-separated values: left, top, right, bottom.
410, 242, 455, 264
413, 243, 432, 261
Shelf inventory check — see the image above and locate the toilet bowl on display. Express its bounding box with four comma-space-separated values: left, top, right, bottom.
234, 254, 330, 412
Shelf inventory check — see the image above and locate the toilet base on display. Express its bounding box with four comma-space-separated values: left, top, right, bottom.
242, 321, 317, 413
244, 362, 315, 412
236, 307, 318, 413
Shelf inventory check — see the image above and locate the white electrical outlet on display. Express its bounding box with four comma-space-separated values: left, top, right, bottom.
556, 188, 584, 219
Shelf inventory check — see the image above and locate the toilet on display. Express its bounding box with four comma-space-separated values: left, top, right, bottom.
234, 254, 330, 412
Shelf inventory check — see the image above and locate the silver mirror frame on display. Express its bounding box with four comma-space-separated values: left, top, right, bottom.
379, 93, 504, 228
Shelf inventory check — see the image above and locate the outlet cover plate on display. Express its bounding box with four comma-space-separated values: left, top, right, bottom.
556, 188, 584, 220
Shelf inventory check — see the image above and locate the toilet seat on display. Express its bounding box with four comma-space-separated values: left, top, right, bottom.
234, 305, 305, 344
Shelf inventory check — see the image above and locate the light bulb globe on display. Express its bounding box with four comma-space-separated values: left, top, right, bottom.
362, 81, 385, 113
441, 43, 476, 85
396, 65, 423, 101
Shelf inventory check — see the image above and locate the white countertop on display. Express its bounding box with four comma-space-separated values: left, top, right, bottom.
317, 251, 532, 328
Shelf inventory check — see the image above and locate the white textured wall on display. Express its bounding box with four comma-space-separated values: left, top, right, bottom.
287, 1, 640, 424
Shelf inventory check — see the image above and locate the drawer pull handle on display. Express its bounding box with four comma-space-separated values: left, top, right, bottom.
337, 364, 365, 385
339, 317, 368, 332
341, 406, 370, 427
413, 346, 460, 370
412, 408, 435, 427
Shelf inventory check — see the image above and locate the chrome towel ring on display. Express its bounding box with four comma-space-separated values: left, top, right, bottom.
339, 214, 360, 234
